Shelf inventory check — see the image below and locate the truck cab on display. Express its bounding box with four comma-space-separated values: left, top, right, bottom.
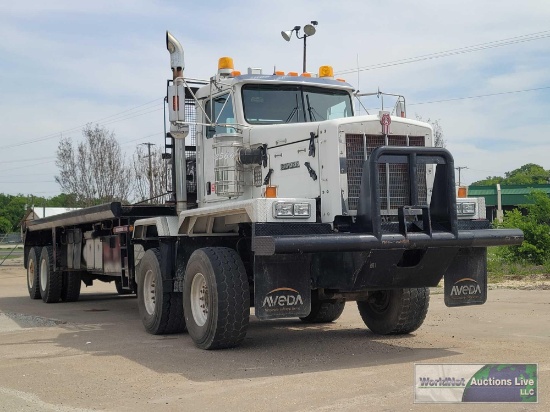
174, 58, 436, 231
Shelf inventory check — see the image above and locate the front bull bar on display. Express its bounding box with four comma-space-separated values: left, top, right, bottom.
253, 146, 523, 256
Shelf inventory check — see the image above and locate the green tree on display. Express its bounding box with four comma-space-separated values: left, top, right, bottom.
472, 176, 503, 186
473, 163, 550, 186
47, 193, 81, 207
496, 191, 550, 264
503, 163, 550, 185
0, 216, 11, 234
2, 196, 27, 232
0, 192, 83, 233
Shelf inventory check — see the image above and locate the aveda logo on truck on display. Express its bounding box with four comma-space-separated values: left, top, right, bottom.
450, 278, 482, 297
262, 287, 303, 308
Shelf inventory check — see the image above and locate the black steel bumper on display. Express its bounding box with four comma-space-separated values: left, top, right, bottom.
252, 228, 524, 256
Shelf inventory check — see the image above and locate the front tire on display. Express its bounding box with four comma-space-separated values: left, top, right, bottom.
137, 248, 186, 334
184, 247, 250, 350
357, 288, 430, 335
27, 247, 41, 299
39, 246, 62, 303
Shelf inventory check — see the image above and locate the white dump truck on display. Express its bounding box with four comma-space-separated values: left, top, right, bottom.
22, 31, 523, 349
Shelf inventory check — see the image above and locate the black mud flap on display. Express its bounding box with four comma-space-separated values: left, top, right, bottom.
254, 255, 311, 320
444, 247, 487, 307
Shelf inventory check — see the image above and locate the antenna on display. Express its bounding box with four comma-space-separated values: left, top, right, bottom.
356, 54, 360, 115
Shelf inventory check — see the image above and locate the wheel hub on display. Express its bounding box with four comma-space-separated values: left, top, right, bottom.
143, 269, 156, 315
190, 272, 209, 327
40, 258, 48, 292
368, 291, 391, 314
28, 260, 34, 288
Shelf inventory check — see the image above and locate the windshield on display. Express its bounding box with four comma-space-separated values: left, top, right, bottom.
242, 85, 353, 124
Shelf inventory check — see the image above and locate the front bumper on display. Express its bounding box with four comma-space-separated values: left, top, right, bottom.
252, 228, 523, 256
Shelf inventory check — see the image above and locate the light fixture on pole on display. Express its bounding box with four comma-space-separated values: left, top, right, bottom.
281, 21, 318, 73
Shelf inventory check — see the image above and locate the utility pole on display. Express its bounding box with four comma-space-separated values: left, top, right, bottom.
140, 142, 155, 203
455, 166, 468, 186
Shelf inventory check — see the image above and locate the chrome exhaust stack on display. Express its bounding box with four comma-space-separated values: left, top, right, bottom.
166, 31, 187, 213
166, 31, 184, 80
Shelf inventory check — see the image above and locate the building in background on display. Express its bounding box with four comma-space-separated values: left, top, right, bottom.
468, 184, 550, 222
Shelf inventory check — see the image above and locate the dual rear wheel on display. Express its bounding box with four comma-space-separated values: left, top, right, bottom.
26, 246, 81, 303
183, 248, 250, 350
137, 248, 186, 335
137, 247, 250, 350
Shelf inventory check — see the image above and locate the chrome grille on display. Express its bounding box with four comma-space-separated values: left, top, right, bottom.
345, 134, 427, 213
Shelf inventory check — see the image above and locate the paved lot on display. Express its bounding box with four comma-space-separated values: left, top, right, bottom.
0, 259, 548, 411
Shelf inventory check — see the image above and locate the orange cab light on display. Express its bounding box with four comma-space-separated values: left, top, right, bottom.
218, 57, 234, 70
301, 72, 312, 77
287, 71, 298, 77
231, 70, 241, 76
265, 185, 278, 198
457, 186, 467, 198
275, 70, 285, 75
336, 78, 346, 82
318, 65, 334, 78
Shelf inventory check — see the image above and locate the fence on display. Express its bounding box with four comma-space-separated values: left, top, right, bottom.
0, 233, 22, 244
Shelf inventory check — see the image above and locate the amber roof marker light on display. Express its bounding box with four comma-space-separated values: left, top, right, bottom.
281, 21, 318, 73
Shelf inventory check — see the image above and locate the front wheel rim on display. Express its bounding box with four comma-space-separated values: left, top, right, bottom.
143, 269, 156, 315
190, 273, 209, 327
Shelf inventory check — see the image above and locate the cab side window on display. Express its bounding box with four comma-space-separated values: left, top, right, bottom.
205, 93, 235, 138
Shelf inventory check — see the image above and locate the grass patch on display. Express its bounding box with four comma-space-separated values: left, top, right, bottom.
0, 254, 21, 261
487, 246, 550, 283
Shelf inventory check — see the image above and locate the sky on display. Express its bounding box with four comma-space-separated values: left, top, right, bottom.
1, 0, 550, 198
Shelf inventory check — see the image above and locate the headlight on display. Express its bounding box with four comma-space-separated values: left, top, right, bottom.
274, 202, 294, 217
462, 202, 476, 214
293, 203, 311, 217
273, 202, 311, 218
457, 202, 476, 215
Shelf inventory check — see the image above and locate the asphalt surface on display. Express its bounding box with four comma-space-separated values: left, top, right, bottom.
0, 259, 548, 411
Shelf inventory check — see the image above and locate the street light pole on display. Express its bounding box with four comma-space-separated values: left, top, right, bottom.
455, 166, 468, 186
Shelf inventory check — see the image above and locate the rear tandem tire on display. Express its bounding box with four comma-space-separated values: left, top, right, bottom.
137, 248, 186, 335
26, 247, 41, 300
61, 271, 81, 302
300, 292, 345, 323
357, 288, 430, 335
184, 247, 250, 350
39, 246, 62, 304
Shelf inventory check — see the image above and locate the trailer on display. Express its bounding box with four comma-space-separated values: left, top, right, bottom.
23, 31, 523, 350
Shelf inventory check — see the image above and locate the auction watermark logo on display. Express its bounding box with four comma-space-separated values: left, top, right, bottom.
414, 364, 537, 403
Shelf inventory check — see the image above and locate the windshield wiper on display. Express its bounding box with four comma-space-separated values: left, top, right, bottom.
285, 94, 300, 123
306, 95, 316, 121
